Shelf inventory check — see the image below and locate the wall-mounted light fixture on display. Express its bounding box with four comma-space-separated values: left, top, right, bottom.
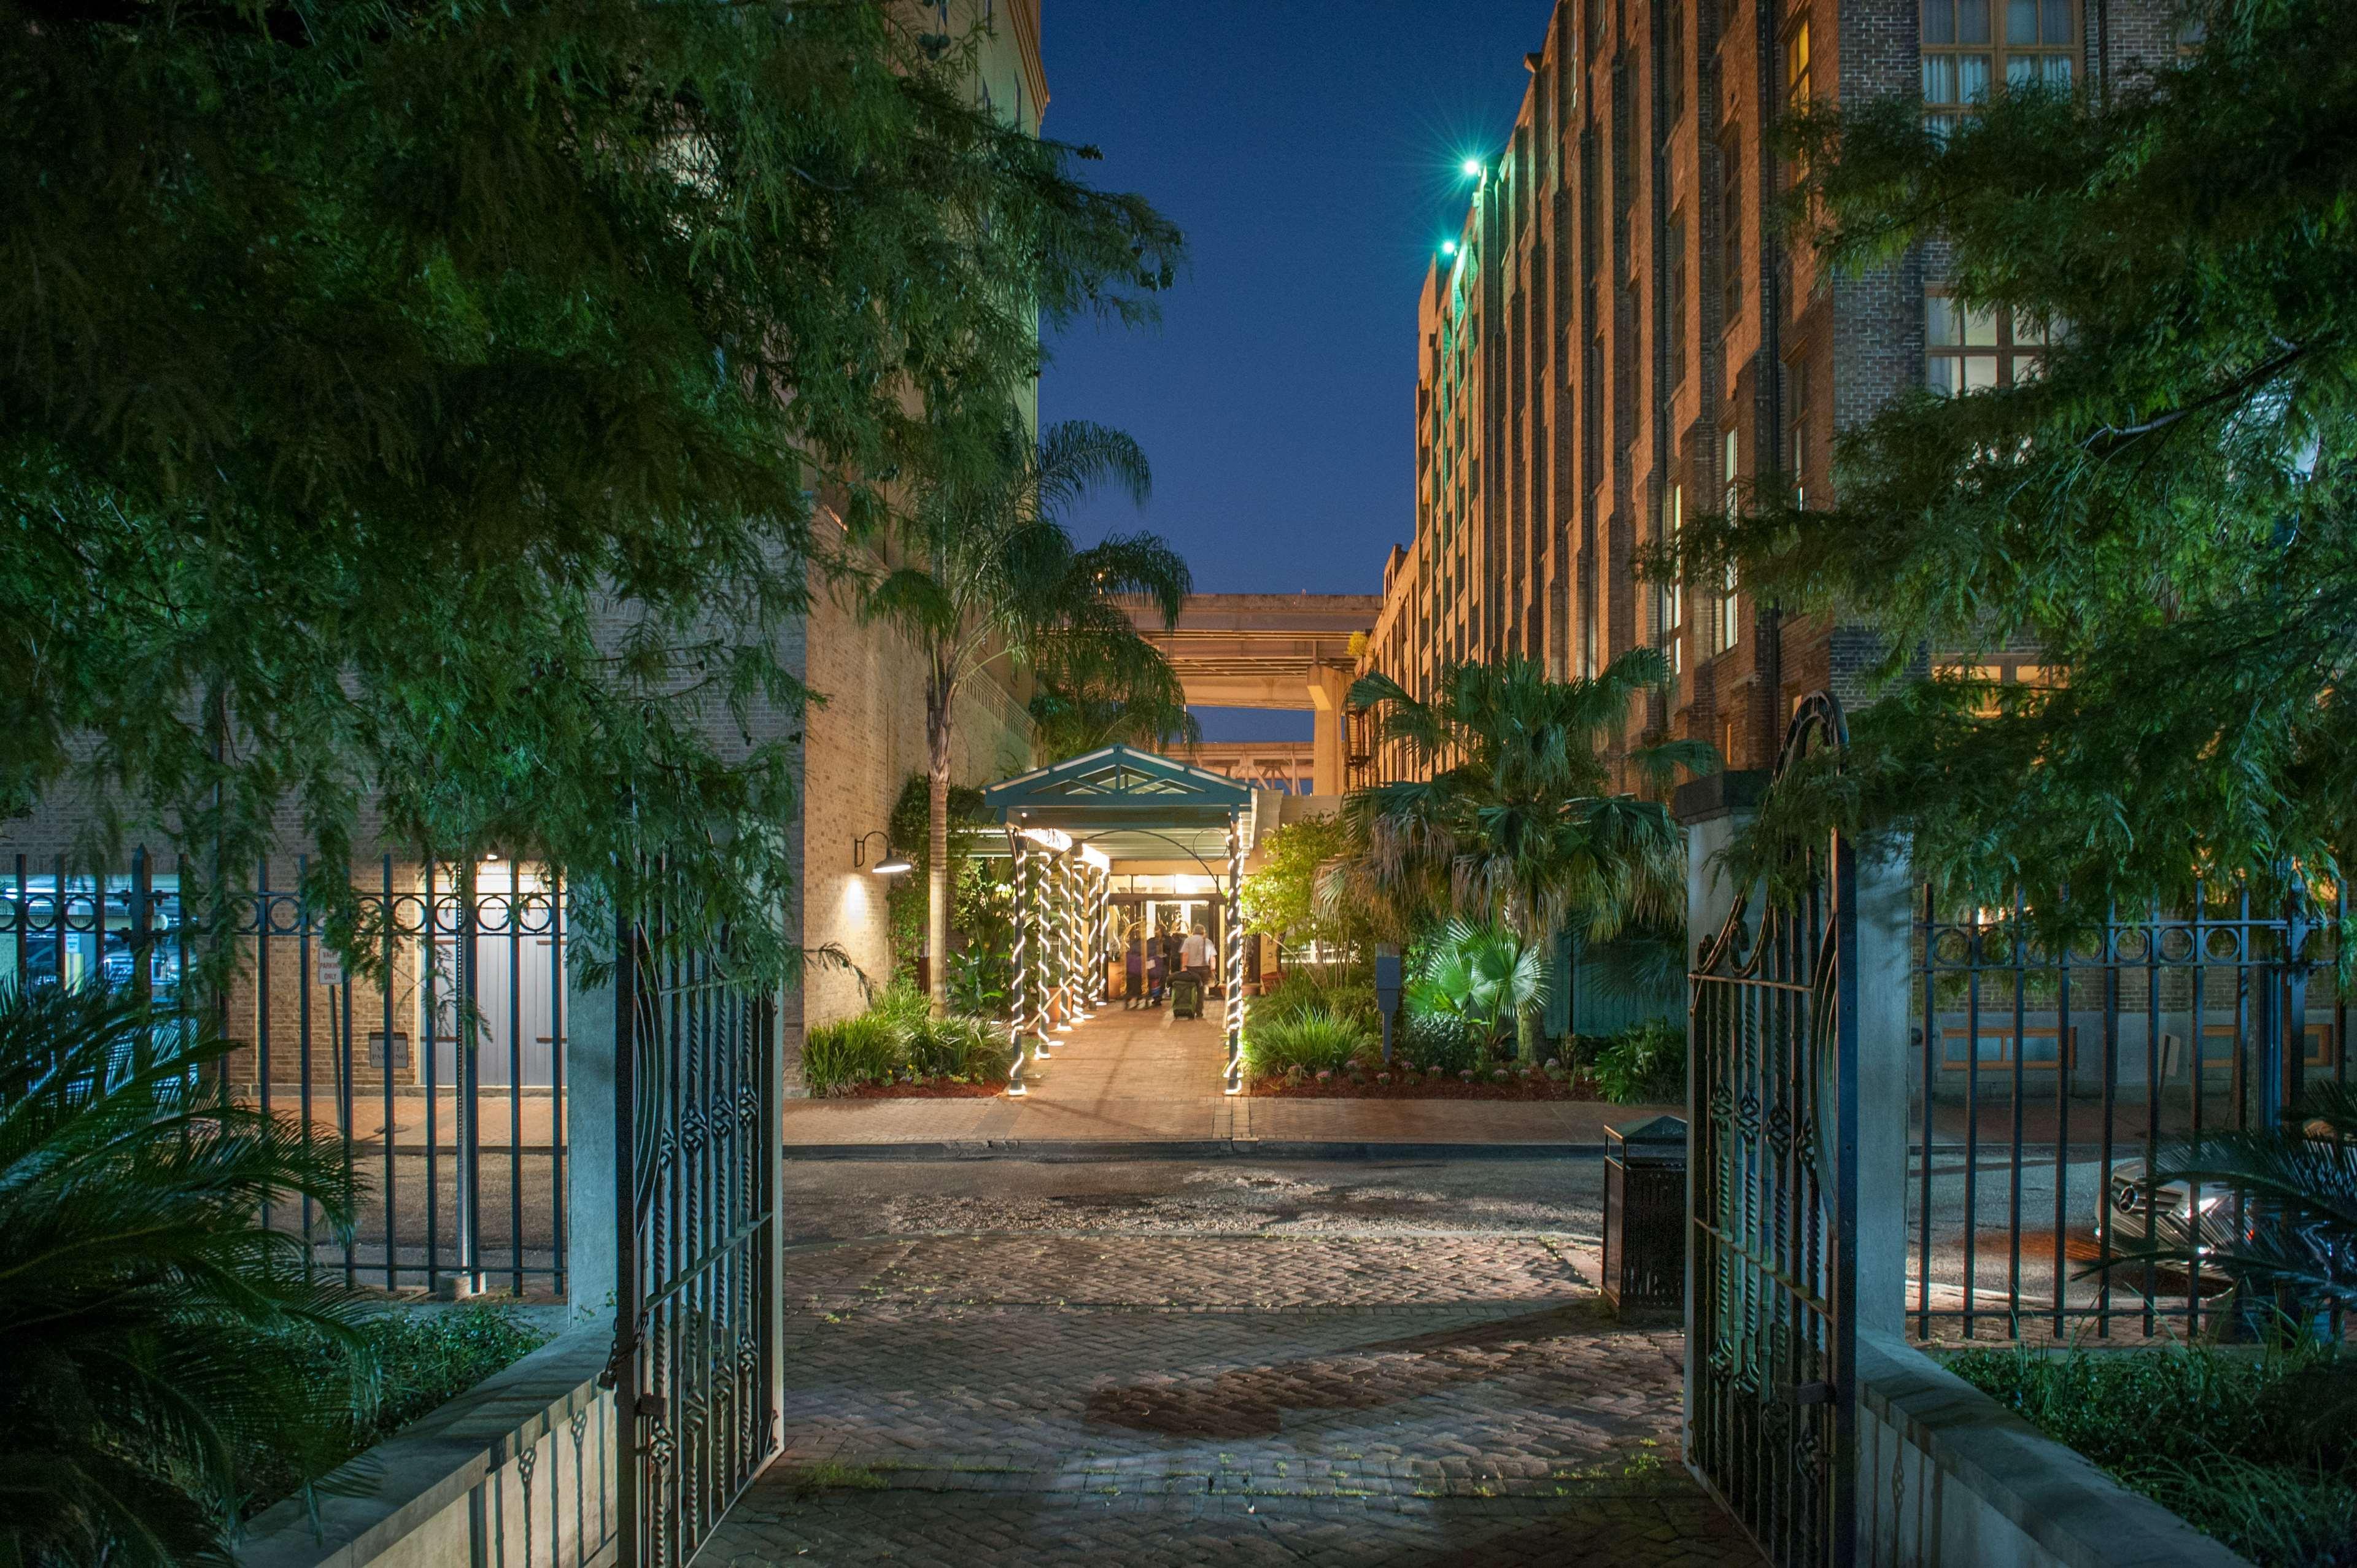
852, 831, 912, 876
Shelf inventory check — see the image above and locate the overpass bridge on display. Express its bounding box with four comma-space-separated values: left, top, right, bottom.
1127, 592, 1380, 795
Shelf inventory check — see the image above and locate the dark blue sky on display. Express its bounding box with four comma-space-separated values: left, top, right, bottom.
1039, 1, 1553, 738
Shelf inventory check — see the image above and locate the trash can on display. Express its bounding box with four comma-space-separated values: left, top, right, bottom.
1601, 1114, 1687, 1311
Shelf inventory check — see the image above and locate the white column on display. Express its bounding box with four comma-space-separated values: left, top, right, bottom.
1225, 813, 1245, 1094
1006, 833, 1030, 1095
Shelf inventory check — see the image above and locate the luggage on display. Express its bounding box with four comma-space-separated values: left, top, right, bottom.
1170, 974, 1204, 1019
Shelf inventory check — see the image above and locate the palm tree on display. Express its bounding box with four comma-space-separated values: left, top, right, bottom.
862, 421, 1191, 1014
0, 981, 376, 1565
1026, 633, 1201, 765
1336, 649, 1716, 1060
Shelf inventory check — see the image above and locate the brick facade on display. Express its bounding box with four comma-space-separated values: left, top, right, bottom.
1357, 0, 2181, 791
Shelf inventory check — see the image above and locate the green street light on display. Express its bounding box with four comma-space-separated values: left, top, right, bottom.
1441, 239, 1458, 257
1461, 157, 1483, 178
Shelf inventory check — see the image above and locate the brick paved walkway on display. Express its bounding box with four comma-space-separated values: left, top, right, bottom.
780, 1009, 1677, 1150
704, 1228, 1760, 1565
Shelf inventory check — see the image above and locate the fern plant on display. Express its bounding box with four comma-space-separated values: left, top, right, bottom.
0, 982, 377, 1566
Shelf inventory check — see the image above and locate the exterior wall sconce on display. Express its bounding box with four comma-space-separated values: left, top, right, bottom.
852, 831, 911, 876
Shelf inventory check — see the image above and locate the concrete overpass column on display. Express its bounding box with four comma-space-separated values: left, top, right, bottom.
1308, 666, 1350, 795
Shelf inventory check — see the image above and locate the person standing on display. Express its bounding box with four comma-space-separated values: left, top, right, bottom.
1182, 924, 1213, 989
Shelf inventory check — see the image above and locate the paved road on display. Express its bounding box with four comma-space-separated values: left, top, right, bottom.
702, 1160, 1760, 1567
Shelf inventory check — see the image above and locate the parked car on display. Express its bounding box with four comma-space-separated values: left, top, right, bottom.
2096, 1160, 2240, 1259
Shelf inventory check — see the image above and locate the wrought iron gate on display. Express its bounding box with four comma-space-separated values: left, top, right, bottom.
1689, 692, 1859, 1567
610, 900, 780, 1567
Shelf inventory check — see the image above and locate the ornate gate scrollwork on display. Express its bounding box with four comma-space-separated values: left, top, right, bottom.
607, 896, 779, 1568
1688, 691, 1859, 1567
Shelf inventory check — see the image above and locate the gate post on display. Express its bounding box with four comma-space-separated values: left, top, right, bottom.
566, 935, 619, 1319
1852, 837, 1915, 1342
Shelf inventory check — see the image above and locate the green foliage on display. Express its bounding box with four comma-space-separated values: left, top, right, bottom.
1948, 1341, 2357, 1567
802, 1013, 904, 1095
1, 3, 1181, 982
802, 986, 1005, 1094
1396, 1010, 1484, 1075
1337, 654, 1711, 948
1242, 1009, 1371, 1079
1240, 817, 1375, 954
0, 983, 377, 1566
858, 419, 1193, 1008
1403, 917, 1549, 1058
1027, 638, 1201, 764
240, 1303, 551, 1520
1671, 3, 2355, 914
1251, 967, 1380, 1038
1590, 1019, 1687, 1106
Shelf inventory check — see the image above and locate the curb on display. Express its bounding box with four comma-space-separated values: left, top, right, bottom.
780, 1138, 1604, 1162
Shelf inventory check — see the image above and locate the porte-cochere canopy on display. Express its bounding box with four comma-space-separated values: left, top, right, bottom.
980, 746, 1253, 1095
980, 744, 1253, 868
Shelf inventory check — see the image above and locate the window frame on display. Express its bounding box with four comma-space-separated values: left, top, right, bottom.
1924, 290, 2052, 395
1921, 0, 2080, 134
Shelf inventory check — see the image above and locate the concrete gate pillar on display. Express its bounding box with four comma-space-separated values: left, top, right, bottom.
566, 950, 617, 1321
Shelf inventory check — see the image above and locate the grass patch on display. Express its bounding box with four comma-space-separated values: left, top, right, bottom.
1241, 1006, 1369, 1079
1946, 1340, 2357, 1568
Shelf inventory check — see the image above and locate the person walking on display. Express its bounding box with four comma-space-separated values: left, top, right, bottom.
1181, 924, 1213, 989
1123, 935, 1145, 1010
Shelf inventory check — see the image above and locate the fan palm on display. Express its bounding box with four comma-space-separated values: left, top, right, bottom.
860, 420, 1192, 1013
1403, 917, 1550, 1059
1026, 633, 1201, 765
1335, 649, 1715, 1059
2090, 1082, 2357, 1319
0, 981, 377, 1566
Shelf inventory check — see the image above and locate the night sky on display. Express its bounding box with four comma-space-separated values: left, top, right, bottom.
1039, 1, 1555, 740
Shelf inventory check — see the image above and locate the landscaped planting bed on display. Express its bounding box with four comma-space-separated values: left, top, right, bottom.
1250, 1065, 1604, 1100
802, 986, 1007, 1097
838, 1075, 1005, 1099
1945, 1341, 2357, 1568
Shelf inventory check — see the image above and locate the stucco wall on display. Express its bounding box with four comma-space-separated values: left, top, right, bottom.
780, 584, 1033, 1080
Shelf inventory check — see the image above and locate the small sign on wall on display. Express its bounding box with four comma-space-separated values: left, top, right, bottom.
316, 949, 344, 988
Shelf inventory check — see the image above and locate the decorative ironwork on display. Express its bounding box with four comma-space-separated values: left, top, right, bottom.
0, 849, 570, 1294
610, 890, 777, 1568
1912, 881, 2344, 1342
1224, 813, 1244, 1094
1688, 691, 1859, 1567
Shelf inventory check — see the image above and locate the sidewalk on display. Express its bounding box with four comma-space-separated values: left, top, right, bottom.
780, 1006, 1677, 1155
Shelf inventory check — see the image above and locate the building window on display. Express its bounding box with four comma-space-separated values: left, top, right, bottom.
1720, 137, 1742, 325
1786, 20, 1813, 113
1665, 213, 1688, 388
1714, 429, 1740, 655
1658, 483, 1684, 674
1922, 0, 2076, 136
1925, 293, 2050, 392
1664, 0, 1687, 128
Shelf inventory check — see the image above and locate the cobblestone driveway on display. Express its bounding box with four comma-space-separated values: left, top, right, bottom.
705, 1165, 1760, 1566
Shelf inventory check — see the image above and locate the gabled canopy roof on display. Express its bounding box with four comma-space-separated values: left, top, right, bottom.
981, 745, 1252, 868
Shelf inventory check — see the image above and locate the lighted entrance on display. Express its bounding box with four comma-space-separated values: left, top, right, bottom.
980, 745, 1258, 1095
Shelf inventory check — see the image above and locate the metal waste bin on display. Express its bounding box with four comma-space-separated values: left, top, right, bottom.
1601, 1114, 1687, 1311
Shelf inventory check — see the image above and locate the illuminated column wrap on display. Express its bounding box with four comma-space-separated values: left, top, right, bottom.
1006, 830, 1029, 1095
1225, 812, 1245, 1094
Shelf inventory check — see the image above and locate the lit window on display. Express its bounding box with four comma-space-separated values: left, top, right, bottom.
1926, 294, 2048, 393
1922, 0, 2076, 136
1714, 430, 1740, 655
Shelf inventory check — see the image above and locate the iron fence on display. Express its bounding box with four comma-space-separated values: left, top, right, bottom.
610, 893, 778, 1568
1910, 884, 2348, 1342
0, 849, 571, 1295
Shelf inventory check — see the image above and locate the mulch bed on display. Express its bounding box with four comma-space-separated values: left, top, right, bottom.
835, 1079, 1008, 1099
1249, 1072, 1607, 1102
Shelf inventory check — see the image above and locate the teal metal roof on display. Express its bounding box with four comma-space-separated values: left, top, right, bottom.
980, 745, 1251, 868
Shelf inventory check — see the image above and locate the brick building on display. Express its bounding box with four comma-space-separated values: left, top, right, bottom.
1353, 0, 2184, 794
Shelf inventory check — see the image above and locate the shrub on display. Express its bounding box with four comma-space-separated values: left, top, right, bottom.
1244, 1008, 1369, 1079
904, 1013, 1003, 1080
1402, 917, 1547, 1057
803, 1013, 900, 1094
1396, 1009, 1483, 1075
241, 1302, 552, 1517
1253, 968, 1379, 1036
1591, 1019, 1686, 1105
1948, 1342, 2357, 1568
802, 991, 1006, 1092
